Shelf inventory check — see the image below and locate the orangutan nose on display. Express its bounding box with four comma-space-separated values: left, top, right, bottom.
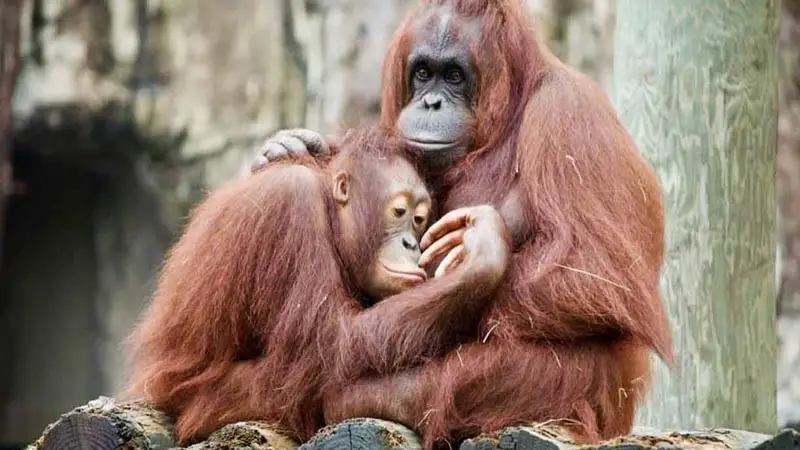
422, 93, 443, 111
402, 235, 419, 252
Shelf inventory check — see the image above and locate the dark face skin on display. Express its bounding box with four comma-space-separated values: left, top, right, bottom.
333, 158, 433, 299
397, 9, 479, 166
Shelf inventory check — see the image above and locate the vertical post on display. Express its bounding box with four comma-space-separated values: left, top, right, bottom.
0, 0, 23, 266
613, 0, 780, 434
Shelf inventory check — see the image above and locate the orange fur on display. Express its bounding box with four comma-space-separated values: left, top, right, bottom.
124, 1, 673, 448
326, 1, 674, 448
121, 127, 427, 444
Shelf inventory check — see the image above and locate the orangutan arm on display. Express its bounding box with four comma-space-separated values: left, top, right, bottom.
415, 74, 671, 363
324, 339, 647, 447
493, 73, 672, 362
334, 205, 511, 378
323, 366, 427, 431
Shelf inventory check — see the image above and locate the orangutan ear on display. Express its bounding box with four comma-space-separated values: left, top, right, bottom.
333, 171, 350, 205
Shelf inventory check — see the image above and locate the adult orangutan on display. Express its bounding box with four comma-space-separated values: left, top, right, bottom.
255, 0, 674, 448
122, 126, 511, 444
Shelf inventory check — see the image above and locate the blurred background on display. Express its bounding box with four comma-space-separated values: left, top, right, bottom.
0, 0, 797, 448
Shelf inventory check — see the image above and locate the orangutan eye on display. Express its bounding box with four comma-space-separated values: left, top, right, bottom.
393, 207, 407, 218
414, 65, 432, 81
445, 68, 464, 84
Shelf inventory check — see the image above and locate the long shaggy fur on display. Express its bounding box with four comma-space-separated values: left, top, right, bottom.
122, 126, 423, 444
326, 0, 674, 447
125, 1, 673, 448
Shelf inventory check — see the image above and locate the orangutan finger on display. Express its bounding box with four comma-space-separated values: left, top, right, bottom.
251, 155, 269, 174
419, 229, 466, 268
421, 209, 470, 249
286, 129, 331, 156
263, 142, 289, 161
435, 244, 466, 279
276, 136, 311, 157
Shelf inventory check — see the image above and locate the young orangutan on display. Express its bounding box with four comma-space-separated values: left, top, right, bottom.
122, 126, 435, 443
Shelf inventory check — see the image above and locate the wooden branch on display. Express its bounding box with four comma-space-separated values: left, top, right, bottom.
28, 398, 800, 450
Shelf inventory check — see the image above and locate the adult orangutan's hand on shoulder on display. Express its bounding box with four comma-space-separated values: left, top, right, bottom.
251, 128, 340, 173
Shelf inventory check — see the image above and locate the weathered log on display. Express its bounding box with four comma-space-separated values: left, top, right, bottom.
461, 425, 800, 450
186, 421, 299, 450
27, 396, 174, 450
29, 398, 800, 450
299, 418, 422, 450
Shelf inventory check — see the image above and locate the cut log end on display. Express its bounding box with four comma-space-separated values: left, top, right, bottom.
29, 396, 175, 450
300, 418, 422, 450
41, 415, 118, 450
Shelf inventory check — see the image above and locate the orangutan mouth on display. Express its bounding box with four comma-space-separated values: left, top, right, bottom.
382, 263, 428, 283
406, 138, 458, 152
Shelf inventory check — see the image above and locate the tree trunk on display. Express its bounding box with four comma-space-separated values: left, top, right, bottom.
613, 0, 780, 434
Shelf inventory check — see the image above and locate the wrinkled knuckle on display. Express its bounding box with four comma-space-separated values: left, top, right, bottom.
309, 141, 330, 156
291, 128, 323, 144
276, 136, 295, 147
257, 138, 276, 152
265, 148, 287, 161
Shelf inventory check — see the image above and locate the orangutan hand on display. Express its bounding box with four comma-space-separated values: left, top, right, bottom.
251, 128, 339, 173
418, 205, 511, 288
